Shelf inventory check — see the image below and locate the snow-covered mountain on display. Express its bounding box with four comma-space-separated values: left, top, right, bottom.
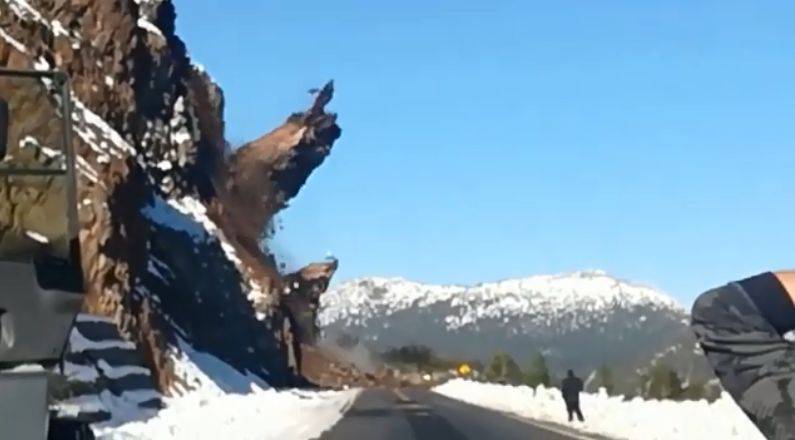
320, 270, 697, 376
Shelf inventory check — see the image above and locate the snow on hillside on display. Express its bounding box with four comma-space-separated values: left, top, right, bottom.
93, 388, 358, 440
91, 334, 358, 439
141, 195, 272, 311
54, 313, 358, 440
320, 270, 684, 331
65, 194, 353, 439
434, 379, 762, 440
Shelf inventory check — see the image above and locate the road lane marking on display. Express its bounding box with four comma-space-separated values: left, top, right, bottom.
337, 390, 360, 414
399, 403, 431, 410
393, 388, 411, 403
428, 390, 602, 440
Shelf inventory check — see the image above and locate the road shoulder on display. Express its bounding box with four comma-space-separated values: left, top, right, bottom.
426, 389, 616, 440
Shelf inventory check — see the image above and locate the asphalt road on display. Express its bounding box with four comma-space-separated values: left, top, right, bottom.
318, 388, 604, 440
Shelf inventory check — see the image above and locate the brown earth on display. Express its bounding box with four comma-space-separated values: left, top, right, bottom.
0, 0, 343, 392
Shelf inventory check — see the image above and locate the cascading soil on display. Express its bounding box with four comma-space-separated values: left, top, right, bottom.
0, 0, 341, 393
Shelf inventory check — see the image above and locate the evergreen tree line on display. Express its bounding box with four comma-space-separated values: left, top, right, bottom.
482, 351, 719, 402
380, 344, 484, 372
484, 351, 551, 388
380, 344, 718, 402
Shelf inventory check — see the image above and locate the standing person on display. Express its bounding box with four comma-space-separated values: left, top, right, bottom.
692, 271, 795, 440
561, 369, 585, 422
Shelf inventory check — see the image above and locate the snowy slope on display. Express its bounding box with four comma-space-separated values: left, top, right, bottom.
92, 387, 358, 440
52, 313, 357, 440
434, 379, 762, 440
320, 271, 693, 375
88, 327, 358, 440
53, 314, 163, 424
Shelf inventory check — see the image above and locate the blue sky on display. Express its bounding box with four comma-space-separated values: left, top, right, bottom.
173, 1, 795, 305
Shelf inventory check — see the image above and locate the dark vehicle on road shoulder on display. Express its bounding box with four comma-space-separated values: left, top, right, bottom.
0, 69, 87, 440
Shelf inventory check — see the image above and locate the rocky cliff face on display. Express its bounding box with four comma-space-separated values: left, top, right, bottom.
0, 0, 340, 399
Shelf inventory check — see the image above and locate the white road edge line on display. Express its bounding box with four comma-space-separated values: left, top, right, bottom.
429, 390, 607, 440
393, 388, 411, 403
339, 389, 362, 415
501, 412, 601, 440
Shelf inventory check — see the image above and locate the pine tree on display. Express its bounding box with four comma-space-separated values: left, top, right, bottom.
680, 379, 707, 401
524, 353, 551, 388
595, 364, 615, 395
486, 352, 524, 385
381, 344, 434, 372
644, 364, 683, 400
668, 370, 683, 399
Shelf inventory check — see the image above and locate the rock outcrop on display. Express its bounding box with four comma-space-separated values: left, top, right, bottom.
221, 81, 339, 258
0, 0, 340, 400
280, 259, 338, 378
282, 259, 339, 344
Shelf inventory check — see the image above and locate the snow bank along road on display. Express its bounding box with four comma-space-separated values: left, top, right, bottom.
434, 380, 764, 440
93, 388, 359, 440
319, 388, 609, 440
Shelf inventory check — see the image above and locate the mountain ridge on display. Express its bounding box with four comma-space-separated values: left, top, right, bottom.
320, 269, 700, 386
326, 270, 683, 304
321, 270, 686, 329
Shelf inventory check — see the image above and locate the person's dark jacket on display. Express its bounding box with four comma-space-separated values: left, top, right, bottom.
561, 376, 583, 403
692, 272, 795, 440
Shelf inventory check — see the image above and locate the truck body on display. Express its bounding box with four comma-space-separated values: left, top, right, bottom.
0, 69, 86, 439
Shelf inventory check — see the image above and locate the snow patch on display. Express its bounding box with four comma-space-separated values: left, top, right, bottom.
69, 328, 136, 352
137, 18, 164, 38
0, 27, 28, 53
96, 361, 151, 380
77, 314, 116, 325
63, 361, 101, 383
51, 19, 69, 37
25, 230, 48, 243
156, 160, 173, 171
71, 96, 136, 159
3, 0, 47, 26
141, 196, 271, 310
170, 336, 269, 396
